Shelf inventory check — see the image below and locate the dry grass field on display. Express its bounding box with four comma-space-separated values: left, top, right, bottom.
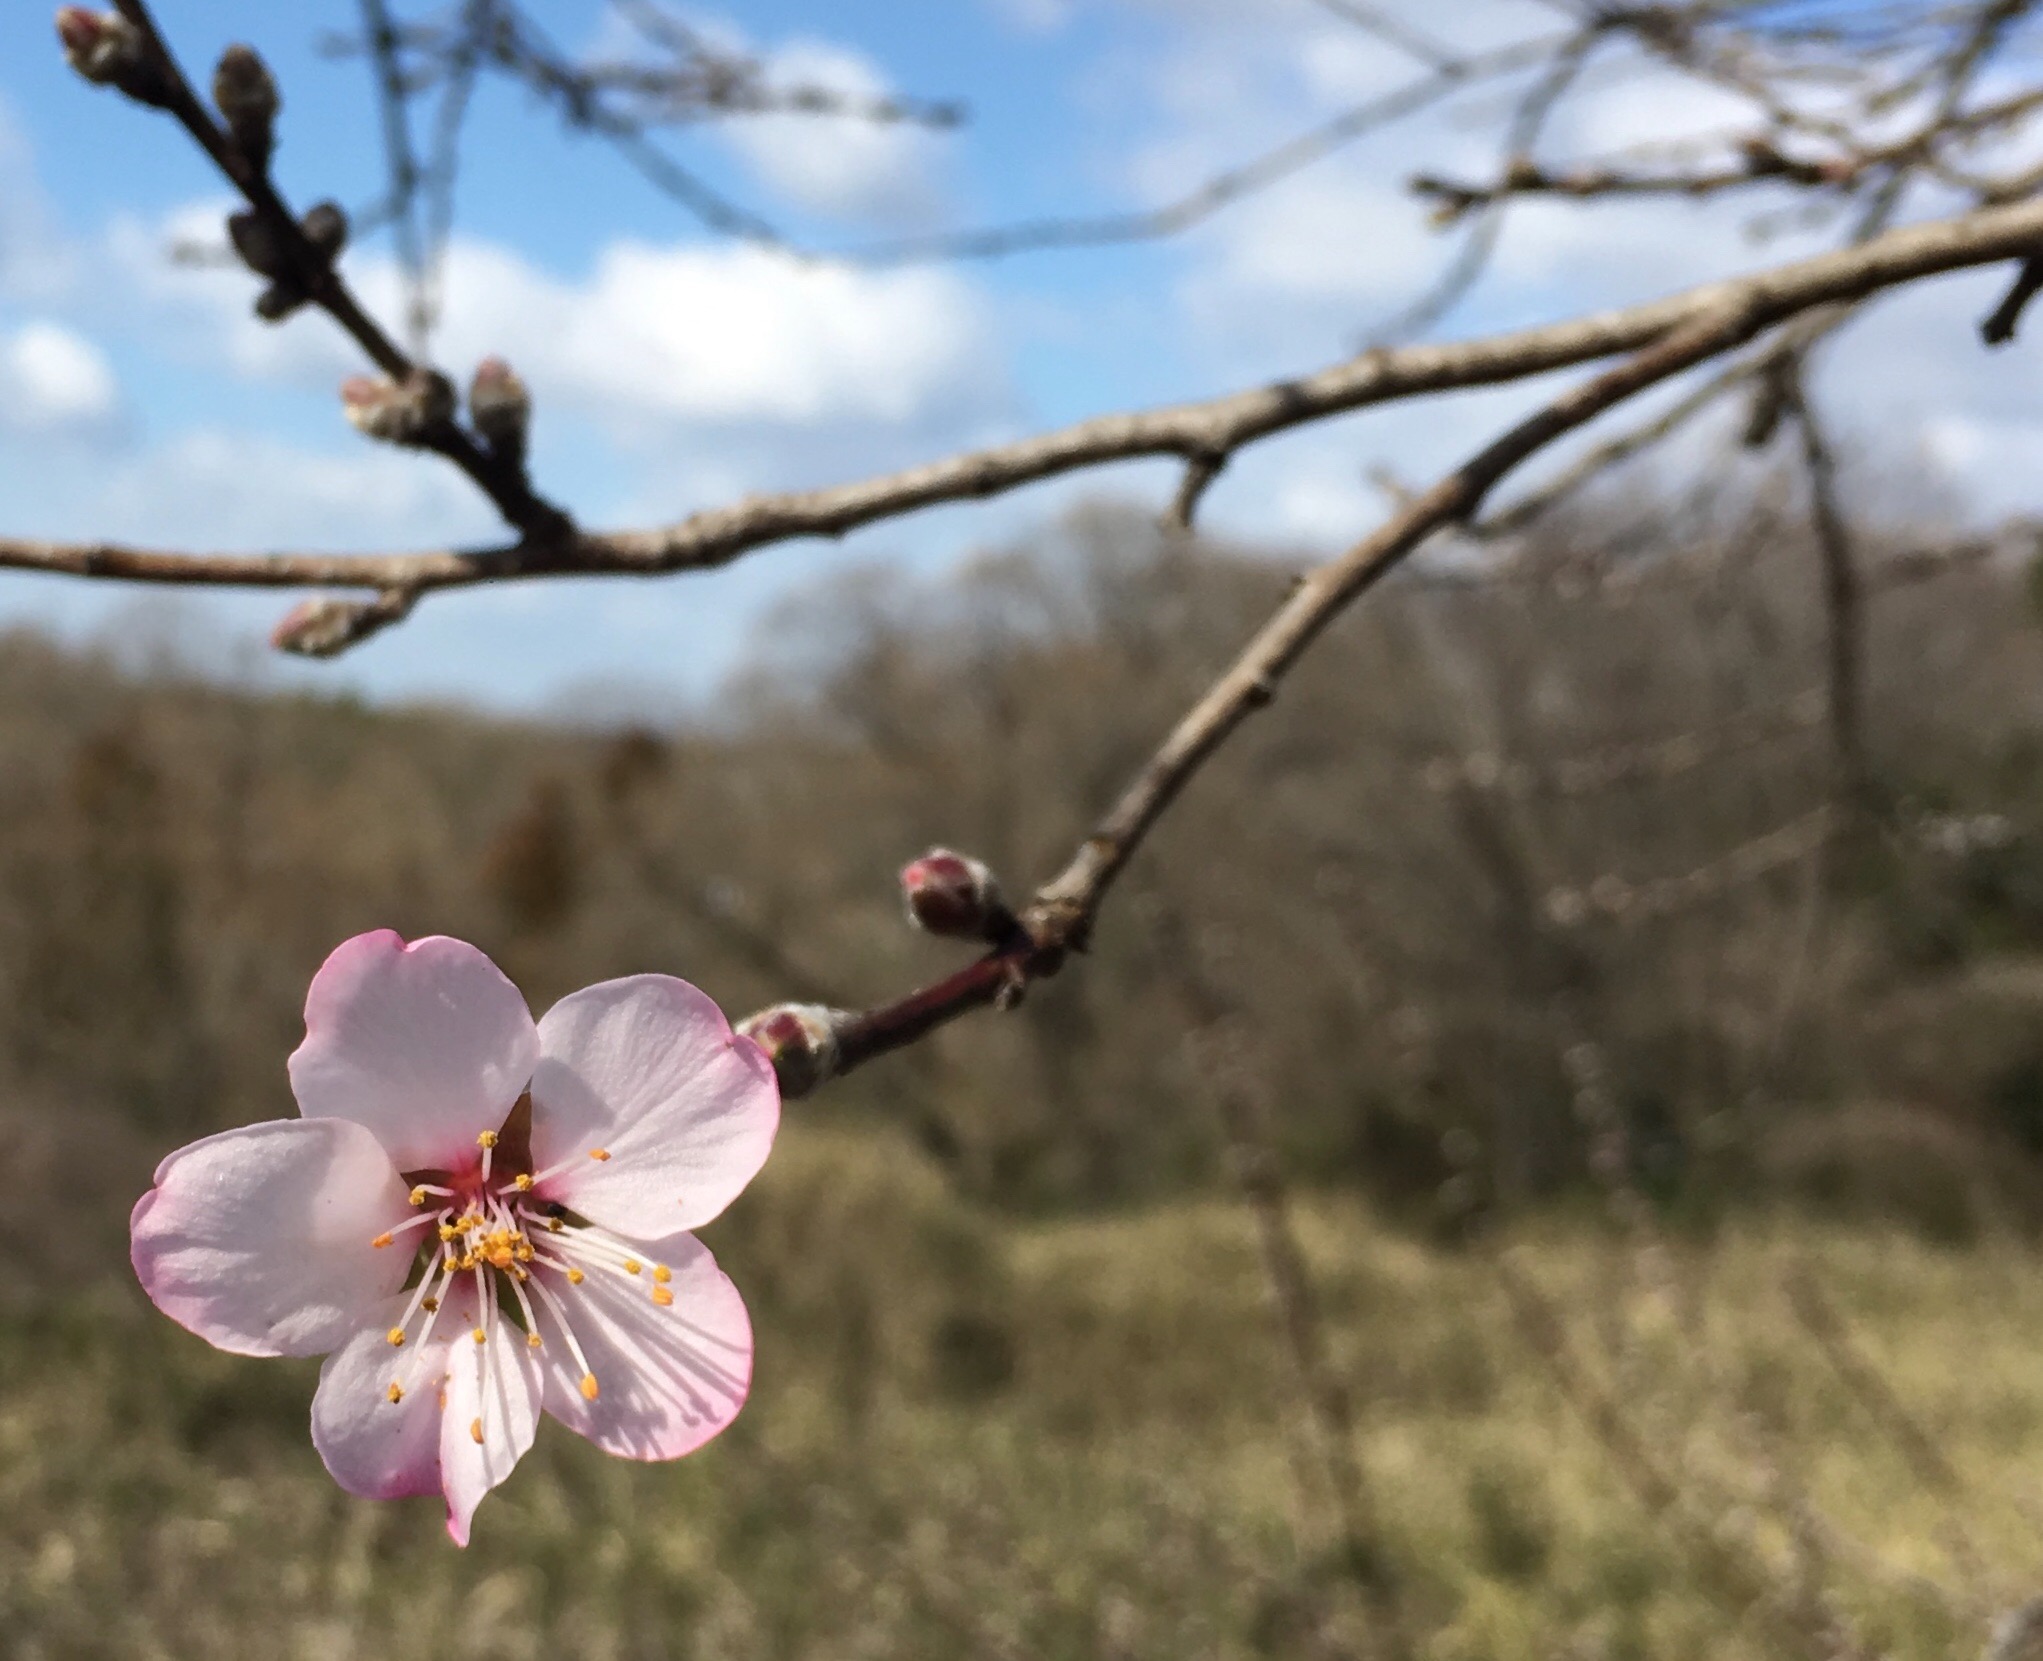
8, 503, 2043, 1657
3, 1122, 2037, 1661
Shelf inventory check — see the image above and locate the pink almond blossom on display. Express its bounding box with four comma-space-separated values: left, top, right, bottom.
130, 931, 779, 1544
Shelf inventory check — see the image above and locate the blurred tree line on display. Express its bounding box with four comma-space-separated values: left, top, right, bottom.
8, 482, 2043, 1289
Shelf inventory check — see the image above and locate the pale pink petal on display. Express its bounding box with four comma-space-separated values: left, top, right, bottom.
529, 976, 778, 1236
289, 931, 539, 1173
310, 1298, 453, 1501
130, 1118, 412, 1358
439, 1276, 543, 1546
534, 1229, 752, 1461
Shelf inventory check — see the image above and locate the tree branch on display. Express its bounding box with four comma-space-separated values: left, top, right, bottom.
754, 283, 1865, 1093
13, 190, 2043, 621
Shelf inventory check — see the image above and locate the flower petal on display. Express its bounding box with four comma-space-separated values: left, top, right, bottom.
130, 1118, 412, 1358
529, 976, 778, 1236
310, 1298, 452, 1502
439, 1276, 542, 1546
534, 1229, 752, 1461
289, 931, 539, 1173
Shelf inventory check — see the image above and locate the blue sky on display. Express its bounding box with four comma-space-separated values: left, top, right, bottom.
5, 0, 2043, 714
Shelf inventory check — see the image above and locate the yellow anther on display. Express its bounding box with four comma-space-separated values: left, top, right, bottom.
515, 1242, 535, 1261
588, 1148, 611, 1162
651, 1286, 674, 1308
477, 1130, 499, 1149
370, 1232, 394, 1249
513, 1173, 534, 1191
386, 1327, 407, 1347
444, 1256, 462, 1273
566, 1268, 585, 1285
623, 1259, 642, 1275
652, 1264, 672, 1284
422, 1297, 439, 1314
471, 1327, 487, 1345
526, 1332, 543, 1349
469, 1418, 484, 1445
408, 1186, 429, 1206
579, 1373, 600, 1401
386, 1381, 404, 1404
545, 1219, 564, 1233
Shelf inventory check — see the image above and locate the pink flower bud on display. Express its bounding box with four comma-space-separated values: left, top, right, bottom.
270, 589, 415, 657
736, 1004, 843, 1099
469, 356, 531, 463
340, 370, 455, 447
212, 43, 279, 172
901, 848, 1009, 940
56, 8, 170, 105
270, 597, 358, 657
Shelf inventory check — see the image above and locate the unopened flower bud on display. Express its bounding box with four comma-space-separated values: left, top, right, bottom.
56, 8, 170, 106
227, 208, 291, 281
900, 848, 1011, 940
269, 589, 414, 657
736, 1004, 844, 1099
301, 200, 348, 261
469, 356, 531, 464
341, 370, 455, 447
213, 44, 280, 173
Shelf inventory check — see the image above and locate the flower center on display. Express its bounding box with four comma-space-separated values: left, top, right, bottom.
370, 1130, 674, 1433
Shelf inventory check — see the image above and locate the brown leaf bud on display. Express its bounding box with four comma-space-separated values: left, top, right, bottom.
213, 44, 280, 173
56, 8, 171, 106
254, 280, 309, 321
469, 356, 532, 463
901, 848, 1011, 940
226, 209, 291, 281
736, 1004, 844, 1099
341, 370, 456, 447
301, 201, 348, 261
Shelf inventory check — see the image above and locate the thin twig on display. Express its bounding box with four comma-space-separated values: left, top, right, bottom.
104, 0, 572, 541
1782, 376, 1873, 814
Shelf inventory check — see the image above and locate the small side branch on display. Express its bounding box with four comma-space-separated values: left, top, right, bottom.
102, 0, 571, 541
1982, 253, 2043, 342
1782, 376, 1873, 815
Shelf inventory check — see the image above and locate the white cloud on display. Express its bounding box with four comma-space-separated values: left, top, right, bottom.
718, 40, 949, 224
74, 430, 495, 552
0, 322, 118, 433
431, 238, 995, 430
103, 209, 1002, 437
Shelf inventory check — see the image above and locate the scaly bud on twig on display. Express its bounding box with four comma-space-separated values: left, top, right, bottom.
341, 371, 456, 447
250, 204, 345, 322
212, 44, 279, 174
900, 848, 1014, 941
226, 209, 290, 281
469, 356, 532, 466
301, 201, 347, 261
55, 8, 171, 107
270, 589, 415, 657
736, 1004, 845, 1099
